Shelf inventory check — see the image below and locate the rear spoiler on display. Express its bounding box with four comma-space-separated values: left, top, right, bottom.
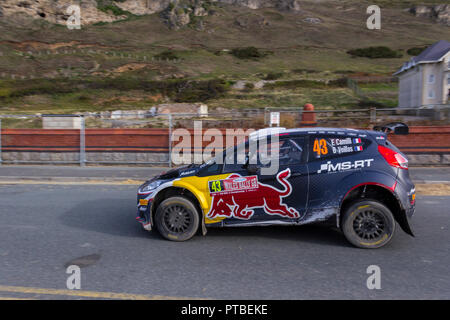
373, 122, 409, 135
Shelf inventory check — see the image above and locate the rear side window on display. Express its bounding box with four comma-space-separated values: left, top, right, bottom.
309, 135, 370, 161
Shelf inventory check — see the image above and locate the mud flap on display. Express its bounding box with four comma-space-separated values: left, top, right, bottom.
395, 211, 414, 237
201, 213, 207, 236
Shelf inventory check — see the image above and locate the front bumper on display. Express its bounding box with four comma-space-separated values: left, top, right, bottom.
136, 194, 154, 231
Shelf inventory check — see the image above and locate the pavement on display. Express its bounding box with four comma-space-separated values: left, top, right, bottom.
0, 184, 448, 299
0, 165, 449, 184
0, 165, 449, 300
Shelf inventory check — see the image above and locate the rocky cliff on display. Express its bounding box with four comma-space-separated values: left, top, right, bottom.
1, 1, 448, 29
0, 0, 301, 28
409, 4, 450, 26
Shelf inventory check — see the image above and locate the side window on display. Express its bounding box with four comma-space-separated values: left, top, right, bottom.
258, 138, 305, 167
279, 138, 304, 165
309, 135, 369, 161
222, 137, 306, 173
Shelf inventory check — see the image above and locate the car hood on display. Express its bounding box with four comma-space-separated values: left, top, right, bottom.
151, 165, 201, 182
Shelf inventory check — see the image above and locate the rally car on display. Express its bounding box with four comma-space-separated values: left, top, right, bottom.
136, 123, 415, 248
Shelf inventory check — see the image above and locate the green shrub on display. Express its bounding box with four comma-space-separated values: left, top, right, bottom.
358, 99, 390, 109
93, 21, 108, 26
264, 72, 283, 80
243, 82, 254, 92
291, 68, 317, 74
333, 70, 354, 74
328, 78, 348, 87
172, 79, 229, 102
0, 88, 12, 98
347, 46, 402, 59
1, 79, 77, 98
167, 3, 175, 11
407, 47, 426, 56
154, 50, 179, 61
264, 79, 328, 89
0, 78, 229, 104
88, 78, 229, 102
230, 47, 268, 60
98, 4, 128, 16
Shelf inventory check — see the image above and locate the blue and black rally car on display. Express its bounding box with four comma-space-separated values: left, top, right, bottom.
137, 123, 415, 248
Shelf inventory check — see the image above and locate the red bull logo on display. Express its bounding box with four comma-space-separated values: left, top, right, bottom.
207, 168, 300, 220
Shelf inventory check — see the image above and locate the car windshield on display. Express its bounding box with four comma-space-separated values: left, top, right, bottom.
202, 140, 248, 166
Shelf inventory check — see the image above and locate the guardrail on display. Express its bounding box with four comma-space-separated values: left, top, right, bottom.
0, 114, 174, 167
0, 107, 449, 166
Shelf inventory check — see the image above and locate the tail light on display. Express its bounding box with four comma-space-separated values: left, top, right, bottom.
378, 145, 408, 169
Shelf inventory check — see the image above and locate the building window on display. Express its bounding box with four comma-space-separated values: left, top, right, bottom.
428, 89, 435, 99
428, 74, 435, 83
448, 74, 450, 85
448, 61, 450, 69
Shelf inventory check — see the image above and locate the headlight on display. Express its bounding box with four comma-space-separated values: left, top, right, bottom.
140, 180, 163, 193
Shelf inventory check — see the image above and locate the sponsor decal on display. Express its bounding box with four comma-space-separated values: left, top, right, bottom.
317, 159, 374, 174
209, 176, 258, 195
180, 169, 196, 176
207, 168, 300, 220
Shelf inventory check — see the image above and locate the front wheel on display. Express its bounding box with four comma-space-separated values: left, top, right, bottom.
341, 200, 396, 249
155, 196, 200, 241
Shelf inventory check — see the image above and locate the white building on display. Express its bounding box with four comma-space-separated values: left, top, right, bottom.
394, 40, 450, 108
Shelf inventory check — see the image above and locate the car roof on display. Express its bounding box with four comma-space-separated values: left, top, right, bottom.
280, 127, 364, 134
249, 127, 375, 141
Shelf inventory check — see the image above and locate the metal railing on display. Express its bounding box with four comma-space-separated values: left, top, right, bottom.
0, 114, 174, 167
0, 105, 449, 166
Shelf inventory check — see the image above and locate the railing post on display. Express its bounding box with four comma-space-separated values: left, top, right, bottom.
80, 115, 86, 167
370, 107, 376, 124
264, 107, 269, 126
168, 113, 172, 168
0, 118, 2, 166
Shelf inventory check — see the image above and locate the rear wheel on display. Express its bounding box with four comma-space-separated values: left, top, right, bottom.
341, 200, 395, 249
155, 196, 199, 241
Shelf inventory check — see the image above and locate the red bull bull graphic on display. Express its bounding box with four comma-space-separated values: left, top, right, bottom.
207, 168, 300, 220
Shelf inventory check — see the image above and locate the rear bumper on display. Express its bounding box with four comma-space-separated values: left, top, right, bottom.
393, 181, 415, 236
406, 204, 415, 218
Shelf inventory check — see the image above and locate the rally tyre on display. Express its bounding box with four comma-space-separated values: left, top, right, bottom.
341, 199, 396, 249
155, 196, 200, 241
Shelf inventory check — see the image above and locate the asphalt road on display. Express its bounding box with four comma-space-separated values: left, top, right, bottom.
0, 184, 449, 299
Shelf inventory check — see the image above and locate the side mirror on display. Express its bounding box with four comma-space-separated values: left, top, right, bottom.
246, 164, 259, 175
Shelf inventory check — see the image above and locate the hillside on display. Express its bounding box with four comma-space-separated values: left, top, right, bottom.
0, 0, 449, 115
